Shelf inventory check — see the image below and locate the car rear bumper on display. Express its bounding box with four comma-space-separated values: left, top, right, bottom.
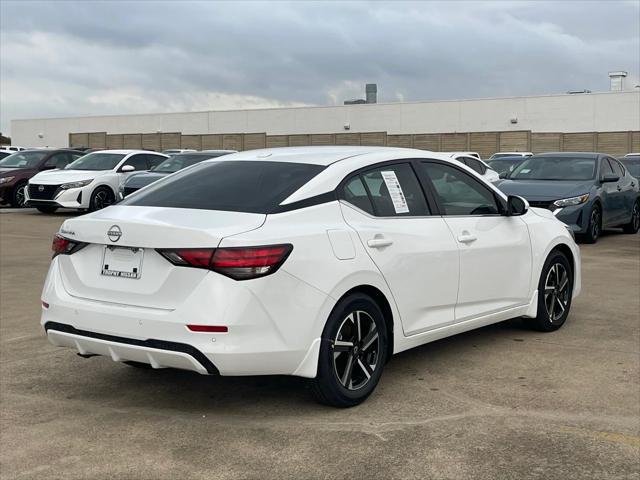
44, 321, 218, 374
41, 258, 330, 377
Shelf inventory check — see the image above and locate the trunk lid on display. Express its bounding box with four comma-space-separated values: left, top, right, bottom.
57, 206, 265, 309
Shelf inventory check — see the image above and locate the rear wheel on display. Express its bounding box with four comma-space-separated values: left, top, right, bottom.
36, 205, 58, 214
10, 182, 28, 208
582, 204, 601, 244
312, 293, 388, 408
89, 186, 115, 212
622, 199, 640, 234
527, 251, 574, 332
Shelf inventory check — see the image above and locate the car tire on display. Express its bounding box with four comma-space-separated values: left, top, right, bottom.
311, 293, 388, 408
582, 204, 601, 244
527, 250, 574, 332
622, 199, 640, 234
36, 205, 58, 214
9, 182, 28, 208
89, 186, 115, 212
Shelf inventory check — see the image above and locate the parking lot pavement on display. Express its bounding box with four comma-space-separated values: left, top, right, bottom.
0, 210, 638, 480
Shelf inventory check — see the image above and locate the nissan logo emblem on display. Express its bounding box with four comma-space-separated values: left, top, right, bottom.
38, 185, 44, 192
107, 225, 122, 243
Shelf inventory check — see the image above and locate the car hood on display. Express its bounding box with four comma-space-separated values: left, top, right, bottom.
125, 172, 168, 188
0, 167, 35, 177
29, 169, 104, 185
496, 179, 593, 200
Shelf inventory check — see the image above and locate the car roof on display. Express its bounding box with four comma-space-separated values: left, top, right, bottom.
88, 149, 165, 155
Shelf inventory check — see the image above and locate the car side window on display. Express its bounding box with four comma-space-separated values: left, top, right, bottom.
463, 157, 486, 175
600, 158, 615, 178
359, 164, 430, 217
342, 176, 375, 214
608, 158, 624, 178
146, 154, 165, 169
43, 152, 71, 169
122, 154, 148, 171
421, 161, 501, 216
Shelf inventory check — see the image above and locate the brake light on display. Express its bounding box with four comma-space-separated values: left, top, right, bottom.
187, 325, 228, 333
157, 244, 292, 280
52, 234, 86, 258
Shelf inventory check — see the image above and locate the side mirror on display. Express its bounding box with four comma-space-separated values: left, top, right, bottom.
601, 173, 619, 183
121, 165, 135, 173
506, 195, 528, 216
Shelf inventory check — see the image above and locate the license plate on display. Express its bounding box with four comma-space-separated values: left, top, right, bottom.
101, 246, 143, 279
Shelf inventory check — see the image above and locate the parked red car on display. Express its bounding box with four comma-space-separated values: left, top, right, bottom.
0, 149, 85, 207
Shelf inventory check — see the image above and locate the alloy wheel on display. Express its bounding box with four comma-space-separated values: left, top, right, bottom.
15, 185, 26, 207
332, 310, 380, 390
544, 263, 570, 323
94, 190, 113, 210
591, 209, 600, 240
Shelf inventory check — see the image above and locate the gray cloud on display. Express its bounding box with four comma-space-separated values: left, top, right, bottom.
1, 0, 638, 136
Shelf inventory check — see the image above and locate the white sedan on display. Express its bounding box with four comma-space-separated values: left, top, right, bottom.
41, 146, 580, 407
26, 150, 167, 213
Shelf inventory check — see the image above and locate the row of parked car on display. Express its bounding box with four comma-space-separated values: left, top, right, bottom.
0, 146, 638, 243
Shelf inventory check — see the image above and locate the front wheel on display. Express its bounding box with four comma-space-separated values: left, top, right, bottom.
311, 293, 388, 408
10, 182, 28, 208
581, 204, 601, 244
89, 186, 115, 212
622, 199, 640, 234
527, 251, 574, 332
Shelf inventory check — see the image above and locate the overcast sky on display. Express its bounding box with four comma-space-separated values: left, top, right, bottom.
1, 0, 638, 135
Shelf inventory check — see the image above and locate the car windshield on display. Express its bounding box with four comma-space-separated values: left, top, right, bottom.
151, 154, 214, 173
122, 160, 325, 213
621, 157, 640, 178
487, 159, 521, 176
65, 153, 125, 171
0, 151, 48, 168
509, 157, 596, 181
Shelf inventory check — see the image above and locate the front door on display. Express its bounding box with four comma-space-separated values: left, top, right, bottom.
418, 160, 533, 321
339, 162, 460, 336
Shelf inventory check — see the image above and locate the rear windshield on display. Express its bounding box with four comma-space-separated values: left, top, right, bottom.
122, 160, 325, 213
66, 153, 126, 171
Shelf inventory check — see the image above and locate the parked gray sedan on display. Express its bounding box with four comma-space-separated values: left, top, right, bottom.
497, 152, 640, 243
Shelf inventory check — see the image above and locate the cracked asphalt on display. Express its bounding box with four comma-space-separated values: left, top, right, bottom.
1, 209, 639, 479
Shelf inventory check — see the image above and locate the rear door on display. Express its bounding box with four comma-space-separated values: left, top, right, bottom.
608, 157, 634, 223
418, 160, 532, 321
339, 162, 460, 335
599, 157, 624, 225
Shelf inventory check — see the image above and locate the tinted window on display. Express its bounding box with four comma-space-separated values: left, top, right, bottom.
146, 154, 166, 168
0, 151, 47, 168
510, 157, 596, 181
66, 153, 125, 171
422, 162, 500, 215
122, 154, 149, 171
607, 158, 624, 177
122, 161, 325, 213
463, 157, 486, 175
342, 176, 374, 214
152, 154, 215, 173
360, 164, 429, 217
44, 152, 73, 168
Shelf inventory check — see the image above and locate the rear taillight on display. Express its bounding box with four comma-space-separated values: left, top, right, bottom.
157, 244, 292, 280
52, 234, 86, 258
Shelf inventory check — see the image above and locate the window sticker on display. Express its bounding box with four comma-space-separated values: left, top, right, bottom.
381, 170, 409, 213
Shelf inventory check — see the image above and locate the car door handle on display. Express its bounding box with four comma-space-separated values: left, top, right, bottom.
617, 185, 622, 191
457, 232, 477, 244
631, 182, 636, 188
367, 237, 393, 248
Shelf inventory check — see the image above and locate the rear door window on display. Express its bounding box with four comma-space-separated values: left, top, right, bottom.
342, 176, 374, 214
145, 154, 166, 169
123, 161, 325, 213
356, 163, 430, 217
122, 154, 149, 172
607, 158, 625, 177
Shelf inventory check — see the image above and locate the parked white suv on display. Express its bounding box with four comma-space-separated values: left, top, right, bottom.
27, 150, 167, 213
42, 146, 580, 407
